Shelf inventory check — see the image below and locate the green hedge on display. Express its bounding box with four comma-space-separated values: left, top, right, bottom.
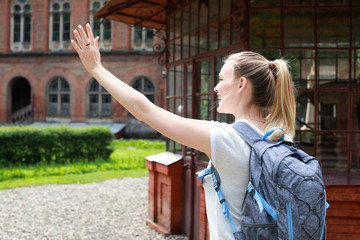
0, 126, 113, 166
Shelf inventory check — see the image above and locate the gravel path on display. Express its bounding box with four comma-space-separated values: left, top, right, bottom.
0, 177, 188, 240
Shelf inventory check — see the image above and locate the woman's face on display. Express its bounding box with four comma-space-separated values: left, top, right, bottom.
214, 61, 239, 114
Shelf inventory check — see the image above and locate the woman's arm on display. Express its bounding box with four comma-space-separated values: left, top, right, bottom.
71, 24, 212, 158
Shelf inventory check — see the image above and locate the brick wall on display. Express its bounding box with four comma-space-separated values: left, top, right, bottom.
325, 186, 360, 240
0, 0, 164, 124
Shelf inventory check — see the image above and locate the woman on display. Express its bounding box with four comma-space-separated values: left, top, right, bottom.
71, 23, 296, 239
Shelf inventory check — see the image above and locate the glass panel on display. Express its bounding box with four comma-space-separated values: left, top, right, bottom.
134, 26, 142, 41
284, 0, 314, 6
209, 0, 219, 23
199, 95, 211, 120
220, 19, 230, 48
132, 79, 141, 91
175, 10, 181, 38
250, 9, 281, 48
254, 50, 281, 61
24, 4, 31, 12
101, 95, 111, 116
318, 50, 349, 88
64, 2, 71, 10
199, 27, 207, 54
24, 14, 31, 42
63, 12, 71, 41
174, 38, 181, 61
296, 92, 315, 130
168, 40, 174, 63
353, 8, 360, 47
144, 78, 154, 92
187, 96, 192, 118
284, 50, 315, 89
167, 14, 175, 41
167, 98, 174, 113
89, 95, 99, 115
318, 92, 348, 130
250, 0, 280, 7
220, 0, 231, 18
352, 49, 360, 88
317, 8, 349, 48
200, 61, 212, 94
145, 94, 155, 103
61, 79, 70, 91
13, 14, 21, 42
49, 79, 58, 91
209, 22, 218, 51
60, 94, 70, 115
199, 2, 208, 27
352, 92, 360, 131
190, 0, 198, 31
167, 67, 175, 96
318, 0, 349, 5
52, 13, 60, 41
284, 9, 314, 47
145, 28, 154, 40
176, 65, 183, 96
182, 4, 189, 34
183, 34, 189, 59
48, 94, 58, 115
103, 20, 111, 41
89, 81, 99, 92
296, 132, 315, 157
176, 98, 183, 116
187, 64, 193, 95
190, 31, 198, 57
352, 134, 360, 173
317, 133, 348, 173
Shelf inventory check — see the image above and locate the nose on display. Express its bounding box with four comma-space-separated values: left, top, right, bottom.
214, 83, 219, 93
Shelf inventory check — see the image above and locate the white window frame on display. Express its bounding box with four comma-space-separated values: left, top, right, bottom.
49, 0, 72, 51
10, 0, 32, 52
131, 26, 156, 51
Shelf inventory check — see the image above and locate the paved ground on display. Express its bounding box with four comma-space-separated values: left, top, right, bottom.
0, 177, 188, 240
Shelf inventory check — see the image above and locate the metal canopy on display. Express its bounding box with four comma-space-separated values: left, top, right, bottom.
95, 0, 167, 30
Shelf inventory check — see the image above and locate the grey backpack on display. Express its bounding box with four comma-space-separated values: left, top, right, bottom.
198, 121, 329, 240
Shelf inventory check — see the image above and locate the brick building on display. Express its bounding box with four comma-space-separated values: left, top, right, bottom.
0, 0, 165, 137
96, 0, 360, 239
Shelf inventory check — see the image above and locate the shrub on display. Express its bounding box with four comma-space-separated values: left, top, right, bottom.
0, 125, 113, 166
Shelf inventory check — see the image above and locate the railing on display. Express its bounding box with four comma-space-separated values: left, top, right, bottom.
10, 105, 32, 125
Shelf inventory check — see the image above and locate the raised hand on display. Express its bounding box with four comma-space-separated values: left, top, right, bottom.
71, 23, 101, 72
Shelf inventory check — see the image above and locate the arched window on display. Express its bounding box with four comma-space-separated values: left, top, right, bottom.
88, 79, 112, 117
48, 77, 70, 117
131, 26, 155, 51
11, 0, 32, 52
90, 0, 112, 50
49, 0, 71, 51
132, 77, 155, 103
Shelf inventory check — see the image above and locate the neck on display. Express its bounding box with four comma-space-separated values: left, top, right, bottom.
234, 105, 266, 131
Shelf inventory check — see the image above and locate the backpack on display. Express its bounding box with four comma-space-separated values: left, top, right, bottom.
198, 121, 329, 240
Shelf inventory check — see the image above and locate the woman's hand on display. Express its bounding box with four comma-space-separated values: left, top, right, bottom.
71, 23, 101, 73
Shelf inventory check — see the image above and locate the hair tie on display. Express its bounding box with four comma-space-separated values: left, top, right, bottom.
269, 61, 278, 78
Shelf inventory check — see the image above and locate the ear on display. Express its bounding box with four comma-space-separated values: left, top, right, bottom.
237, 77, 247, 93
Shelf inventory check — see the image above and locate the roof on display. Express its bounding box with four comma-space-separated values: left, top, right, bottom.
95, 0, 167, 30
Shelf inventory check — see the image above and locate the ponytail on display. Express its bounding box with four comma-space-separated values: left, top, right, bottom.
263, 59, 296, 140
225, 52, 296, 140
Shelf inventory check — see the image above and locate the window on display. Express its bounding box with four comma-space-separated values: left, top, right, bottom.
132, 77, 155, 103
88, 79, 112, 117
48, 77, 70, 117
11, 0, 32, 52
90, 0, 112, 50
131, 26, 155, 51
49, 0, 71, 51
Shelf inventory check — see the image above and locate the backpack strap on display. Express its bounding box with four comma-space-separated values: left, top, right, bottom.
231, 121, 263, 147
197, 164, 244, 240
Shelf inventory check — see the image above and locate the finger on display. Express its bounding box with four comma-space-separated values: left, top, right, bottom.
73, 29, 85, 47
77, 25, 89, 44
71, 39, 81, 53
94, 36, 99, 48
86, 23, 95, 44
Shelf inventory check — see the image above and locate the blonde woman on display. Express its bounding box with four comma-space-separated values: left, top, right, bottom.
71, 24, 296, 240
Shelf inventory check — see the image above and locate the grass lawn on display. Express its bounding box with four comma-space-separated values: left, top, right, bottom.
0, 168, 148, 190
0, 139, 165, 190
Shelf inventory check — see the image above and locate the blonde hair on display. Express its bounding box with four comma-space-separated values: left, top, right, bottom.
225, 51, 296, 140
